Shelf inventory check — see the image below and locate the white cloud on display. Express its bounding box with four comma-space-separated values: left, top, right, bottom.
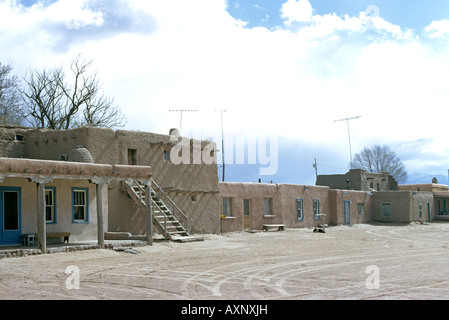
1, 0, 449, 180
425, 19, 449, 38
281, 0, 313, 24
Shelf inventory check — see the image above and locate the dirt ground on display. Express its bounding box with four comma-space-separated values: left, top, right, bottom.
1, 222, 449, 300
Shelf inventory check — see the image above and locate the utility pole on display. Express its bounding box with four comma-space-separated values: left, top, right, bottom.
215, 110, 227, 182
169, 109, 198, 135
313, 158, 318, 180
334, 116, 362, 168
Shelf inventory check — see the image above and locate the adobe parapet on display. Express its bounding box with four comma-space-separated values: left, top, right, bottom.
0, 157, 152, 182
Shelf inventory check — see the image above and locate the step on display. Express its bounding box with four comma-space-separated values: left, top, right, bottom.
171, 236, 204, 243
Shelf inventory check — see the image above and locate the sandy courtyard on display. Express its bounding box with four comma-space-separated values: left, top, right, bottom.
1, 222, 449, 301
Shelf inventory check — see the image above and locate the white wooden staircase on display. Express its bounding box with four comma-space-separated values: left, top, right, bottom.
125, 180, 202, 242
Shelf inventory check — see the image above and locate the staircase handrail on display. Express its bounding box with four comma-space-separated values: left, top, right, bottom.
151, 179, 190, 233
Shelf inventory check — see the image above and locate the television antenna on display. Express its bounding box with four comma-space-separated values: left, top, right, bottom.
334, 116, 362, 168
215, 110, 227, 182
169, 109, 198, 135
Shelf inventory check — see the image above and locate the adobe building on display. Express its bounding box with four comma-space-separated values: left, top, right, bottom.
370, 190, 434, 223
0, 126, 220, 249
316, 169, 398, 192
399, 178, 449, 221
0, 125, 445, 251
219, 182, 372, 233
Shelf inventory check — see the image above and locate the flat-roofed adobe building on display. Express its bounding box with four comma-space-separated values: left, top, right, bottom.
0, 156, 152, 252
219, 182, 373, 232
399, 178, 449, 221
0, 126, 221, 249
316, 169, 399, 192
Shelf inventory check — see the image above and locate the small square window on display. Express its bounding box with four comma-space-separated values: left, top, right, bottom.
381, 203, 392, 218
223, 197, 233, 217
264, 198, 273, 216
358, 203, 365, 215
164, 150, 170, 161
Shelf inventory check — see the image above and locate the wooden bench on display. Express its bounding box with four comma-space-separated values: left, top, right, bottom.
263, 224, 285, 232
35, 232, 71, 244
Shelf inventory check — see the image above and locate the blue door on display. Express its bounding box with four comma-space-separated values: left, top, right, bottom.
0, 188, 21, 245
344, 200, 351, 226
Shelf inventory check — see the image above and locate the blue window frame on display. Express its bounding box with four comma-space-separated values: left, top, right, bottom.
296, 199, 304, 221
0, 187, 21, 245
72, 188, 89, 223
45, 187, 57, 224
381, 202, 392, 218
313, 199, 320, 220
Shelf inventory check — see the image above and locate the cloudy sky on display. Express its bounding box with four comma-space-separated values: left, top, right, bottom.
2, 0, 449, 185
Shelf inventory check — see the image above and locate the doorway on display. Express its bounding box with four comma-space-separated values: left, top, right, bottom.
243, 199, 251, 230
344, 200, 351, 226
0, 188, 21, 245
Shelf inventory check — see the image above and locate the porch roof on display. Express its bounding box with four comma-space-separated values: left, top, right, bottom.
0, 157, 152, 183
434, 191, 449, 198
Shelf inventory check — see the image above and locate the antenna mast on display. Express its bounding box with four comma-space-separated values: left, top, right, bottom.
169, 109, 198, 135
334, 116, 362, 168
215, 110, 227, 182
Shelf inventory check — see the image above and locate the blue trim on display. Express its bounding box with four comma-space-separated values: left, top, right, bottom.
313, 199, 320, 220
45, 187, 57, 225
344, 200, 351, 226
72, 188, 89, 224
296, 199, 304, 221
0, 187, 22, 245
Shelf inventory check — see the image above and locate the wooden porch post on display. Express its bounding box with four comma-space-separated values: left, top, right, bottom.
96, 182, 105, 249
145, 178, 153, 246
37, 182, 47, 254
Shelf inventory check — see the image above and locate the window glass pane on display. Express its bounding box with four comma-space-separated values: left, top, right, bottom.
223, 198, 232, 216
264, 198, 272, 215
297, 199, 303, 220
73, 190, 87, 221
244, 200, 250, 216
382, 203, 392, 218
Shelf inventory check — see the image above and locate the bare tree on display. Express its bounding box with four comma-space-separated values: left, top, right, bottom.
351, 145, 408, 183
22, 55, 126, 130
0, 62, 24, 126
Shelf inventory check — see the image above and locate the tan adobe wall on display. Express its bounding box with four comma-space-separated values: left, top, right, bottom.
0, 177, 101, 243
399, 183, 449, 193
371, 191, 434, 223
15, 126, 220, 235
219, 182, 332, 232
328, 189, 372, 226
0, 127, 29, 158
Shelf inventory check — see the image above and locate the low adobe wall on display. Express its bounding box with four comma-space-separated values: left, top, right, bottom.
219, 182, 332, 232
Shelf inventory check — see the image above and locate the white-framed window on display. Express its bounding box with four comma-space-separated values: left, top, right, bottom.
381, 202, 392, 218
45, 187, 56, 224
297, 199, 304, 221
313, 199, 320, 220
264, 197, 273, 216
72, 188, 89, 223
418, 203, 423, 220
223, 197, 233, 217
